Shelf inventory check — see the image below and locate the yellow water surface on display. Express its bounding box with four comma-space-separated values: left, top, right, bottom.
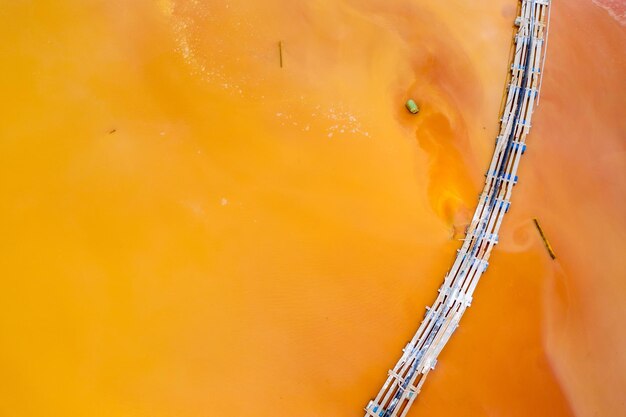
0, 1, 624, 416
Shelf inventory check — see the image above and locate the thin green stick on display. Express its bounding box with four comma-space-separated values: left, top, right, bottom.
533, 218, 556, 259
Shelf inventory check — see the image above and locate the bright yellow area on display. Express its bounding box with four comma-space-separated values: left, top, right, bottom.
0, 1, 624, 417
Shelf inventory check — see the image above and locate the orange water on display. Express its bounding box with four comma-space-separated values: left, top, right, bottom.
0, 1, 624, 416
